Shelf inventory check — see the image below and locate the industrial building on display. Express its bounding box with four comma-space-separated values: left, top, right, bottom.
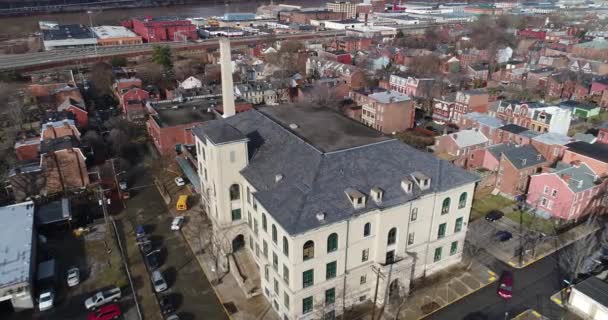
42, 24, 97, 51
0, 201, 36, 311
91, 26, 142, 46
125, 16, 198, 43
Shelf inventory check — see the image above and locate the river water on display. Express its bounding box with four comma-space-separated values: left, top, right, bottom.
0, 0, 327, 37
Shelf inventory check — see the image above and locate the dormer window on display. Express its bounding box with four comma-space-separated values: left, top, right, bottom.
371, 187, 383, 203
411, 172, 431, 191
401, 178, 413, 193
345, 188, 366, 209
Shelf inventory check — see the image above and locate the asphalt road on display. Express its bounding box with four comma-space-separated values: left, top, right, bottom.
426, 248, 570, 320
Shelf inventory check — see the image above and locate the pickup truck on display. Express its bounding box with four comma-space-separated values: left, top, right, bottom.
84, 287, 122, 310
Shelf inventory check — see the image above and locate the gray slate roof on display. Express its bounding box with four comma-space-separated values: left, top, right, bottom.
552, 162, 599, 192
448, 129, 489, 148
462, 112, 504, 128
501, 144, 546, 169
192, 108, 479, 235
532, 132, 572, 146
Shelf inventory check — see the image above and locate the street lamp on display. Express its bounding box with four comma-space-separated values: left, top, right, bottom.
87, 10, 98, 56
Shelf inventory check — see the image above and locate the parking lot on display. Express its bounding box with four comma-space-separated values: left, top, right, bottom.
467, 217, 526, 264
121, 167, 228, 320
0, 221, 137, 320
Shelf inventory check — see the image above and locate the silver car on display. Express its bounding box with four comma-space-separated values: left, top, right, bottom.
151, 270, 167, 293
67, 267, 80, 287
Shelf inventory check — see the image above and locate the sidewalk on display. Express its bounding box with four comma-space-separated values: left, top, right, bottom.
512, 309, 550, 320
385, 260, 496, 320
549, 290, 584, 320
172, 204, 278, 320
507, 223, 599, 268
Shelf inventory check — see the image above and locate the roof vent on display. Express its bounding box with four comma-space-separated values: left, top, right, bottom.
371, 186, 383, 203
316, 212, 326, 222
275, 174, 283, 183
289, 123, 299, 129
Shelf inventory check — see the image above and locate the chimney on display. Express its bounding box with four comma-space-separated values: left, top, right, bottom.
219, 37, 236, 118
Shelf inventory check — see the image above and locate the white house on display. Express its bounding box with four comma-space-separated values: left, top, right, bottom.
179, 76, 203, 90
192, 105, 478, 320
568, 277, 608, 320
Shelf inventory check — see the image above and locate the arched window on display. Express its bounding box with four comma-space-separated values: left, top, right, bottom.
283, 236, 289, 257
229, 184, 240, 200
272, 225, 278, 244
262, 214, 267, 232
364, 222, 371, 237
303, 240, 315, 261
327, 233, 338, 253
458, 192, 467, 209
387, 228, 397, 245
441, 197, 451, 215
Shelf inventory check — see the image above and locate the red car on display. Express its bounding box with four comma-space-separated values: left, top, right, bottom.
88, 303, 121, 320
497, 271, 513, 299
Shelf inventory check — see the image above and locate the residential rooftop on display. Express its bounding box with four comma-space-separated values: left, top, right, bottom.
565, 141, 608, 163
551, 162, 600, 192
368, 91, 411, 104
0, 202, 35, 289
448, 129, 489, 148
573, 275, 608, 307
192, 108, 479, 235
532, 132, 573, 146
43, 24, 95, 41
499, 124, 530, 134
462, 112, 504, 128
501, 144, 546, 169
151, 101, 218, 128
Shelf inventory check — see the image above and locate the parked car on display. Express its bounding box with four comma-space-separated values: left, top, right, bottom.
67, 267, 80, 287
38, 290, 54, 311
146, 250, 161, 270
495, 231, 513, 242
135, 225, 146, 238
174, 177, 185, 186
166, 315, 180, 320
171, 216, 184, 231
119, 181, 128, 191
87, 303, 121, 320
497, 271, 513, 299
152, 270, 168, 293
138, 236, 153, 254
485, 210, 504, 222
159, 295, 175, 315
84, 287, 122, 310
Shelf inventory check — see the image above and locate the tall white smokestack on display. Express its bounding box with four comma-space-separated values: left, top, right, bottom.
219, 37, 236, 118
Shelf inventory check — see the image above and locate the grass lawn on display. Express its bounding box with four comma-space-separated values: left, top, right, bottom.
504, 210, 557, 235
470, 194, 515, 221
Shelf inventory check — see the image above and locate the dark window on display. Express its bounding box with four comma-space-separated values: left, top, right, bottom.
364, 222, 371, 237
438, 223, 446, 239
326, 261, 337, 279
272, 225, 278, 243
386, 250, 395, 264
327, 233, 338, 253
303, 296, 313, 314
282, 236, 289, 257
229, 184, 240, 200
458, 192, 467, 209
303, 269, 314, 288
231, 209, 241, 221
387, 227, 397, 245
262, 214, 267, 231
455, 217, 463, 233
442, 197, 451, 214
325, 288, 336, 305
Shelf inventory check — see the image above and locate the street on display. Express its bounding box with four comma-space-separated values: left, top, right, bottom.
120, 164, 228, 320
426, 248, 571, 320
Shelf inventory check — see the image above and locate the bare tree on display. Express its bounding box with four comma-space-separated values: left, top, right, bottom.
90, 62, 114, 95
470, 15, 516, 81
408, 55, 442, 78
173, 58, 206, 81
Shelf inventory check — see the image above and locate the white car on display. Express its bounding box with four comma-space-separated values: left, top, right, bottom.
174, 177, 185, 187
151, 270, 168, 293
38, 290, 54, 311
171, 216, 184, 231
67, 267, 80, 287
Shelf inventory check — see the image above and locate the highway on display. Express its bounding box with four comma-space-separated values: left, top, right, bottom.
0, 23, 442, 72
0, 31, 346, 72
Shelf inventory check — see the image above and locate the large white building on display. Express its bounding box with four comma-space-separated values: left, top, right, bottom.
192, 104, 478, 319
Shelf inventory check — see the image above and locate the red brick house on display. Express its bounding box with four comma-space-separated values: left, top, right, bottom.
467, 63, 489, 80
434, 129, 490, 167
41, 120, 81, 141
458, 112, 505, 144
388, 73, 434, 99
127, 17, 198, 42
14, 136, 41, 162
332, 36, 373, 52
146, 102, 217, 155
530, 132, 572, 163
495, 144, 548, 198
546, 71, 578, 100
114, 78, 143, 94
562, 141, 608, 175
118, 87, 149, 121
58, 98, 88, 128
597, 123, 608, 144
53, 85, 83, 106
494, 124, 539, 146
40, 136, 89, 195
517, 28, 547, 40
318, 49, 352, 65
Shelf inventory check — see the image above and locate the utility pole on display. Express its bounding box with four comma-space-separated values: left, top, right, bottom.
109, 158, 126, 209
370, 265, 386, 320
87, 10, 98, 56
